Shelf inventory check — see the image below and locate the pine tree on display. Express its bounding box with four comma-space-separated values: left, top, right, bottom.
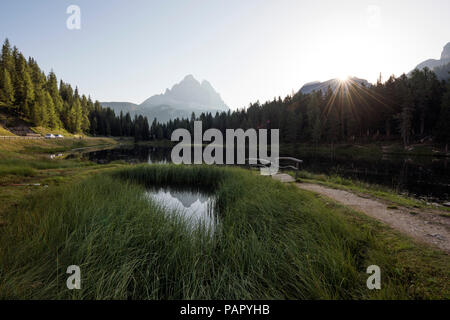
400, 92, 414, 147
323, 87, 339, 143
434, 82, 450, 150
80, 95, 90, 132
12, 47, 25, 107
0, 68, 15, 105
0, 39, 14, 75
306, 91, 322, 141
0, 39, 15, 106
69, 98, 83, 133
68, 104, 77, 133
311, 117, 322, 145
142, 117, 150, 140
32, 90, 47, 127
21, 63, 35, 117
47, 71, 63, 116
45, 91, 59, 129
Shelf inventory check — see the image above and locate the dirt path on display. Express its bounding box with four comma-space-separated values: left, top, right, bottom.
296, 183, 450, 253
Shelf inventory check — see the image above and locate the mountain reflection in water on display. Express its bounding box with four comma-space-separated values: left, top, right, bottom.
146, 187, 217, 233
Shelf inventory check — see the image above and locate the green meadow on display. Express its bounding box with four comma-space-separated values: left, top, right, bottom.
0, 164, 448, 299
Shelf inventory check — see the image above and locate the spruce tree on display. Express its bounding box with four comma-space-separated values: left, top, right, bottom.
434, 82, 450, 150
69, 98, 83, 133
45, 91, 59, 129
32, 90, 47, 127
400, 92, 414, 147
0, 39, 13, 75
80, 95, 90, 132
0, 68, 15, 105
21, 64, 35, 117
47, 71, 63, 115
12, 47, 25, 106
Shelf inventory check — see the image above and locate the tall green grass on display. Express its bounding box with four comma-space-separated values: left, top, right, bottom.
0, 164, 36, 177
0, 158, 93, 177
0, 165, 448, 299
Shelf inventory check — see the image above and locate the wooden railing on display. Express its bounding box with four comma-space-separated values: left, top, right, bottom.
246, 157, 303, 178
277, 157, 303, 179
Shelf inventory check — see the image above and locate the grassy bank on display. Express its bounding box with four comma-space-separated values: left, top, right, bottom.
0, 137, 128, 217
291, 170, 450, 214
0, 136, 123, 179
0, 136, 119, 157
0, 165, 448, 299
0, 125, 15, 136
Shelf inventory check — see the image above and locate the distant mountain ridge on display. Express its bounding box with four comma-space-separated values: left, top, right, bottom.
299, 77, 371, 95
101, 75, 229, 123
412, 42, 450, 80
141, 75, 228, 111
299, 43, 450, 95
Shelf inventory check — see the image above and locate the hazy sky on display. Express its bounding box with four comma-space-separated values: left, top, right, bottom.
1, 0, 449, 109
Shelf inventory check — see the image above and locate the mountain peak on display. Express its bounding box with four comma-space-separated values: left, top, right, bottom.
201, 79, 215, 92
135, 75, 228, 122
201, 79, 212, 87
182, 74, 197, 82
103, 75, 229, 123
441, 42, 450, 60
413, 42, 450, 77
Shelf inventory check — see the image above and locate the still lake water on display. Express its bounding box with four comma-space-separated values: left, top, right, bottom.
79, 144, 450, 202
146, 187, 217, 233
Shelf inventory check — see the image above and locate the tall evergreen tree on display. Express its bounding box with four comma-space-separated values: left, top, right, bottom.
435, 82, 450, 150
0, 39, 14, 75
400, 91, 414, 147
44, 91, 59, 128
32, 90, 48, 127
68, 98, 83, 133
47, 71, 63, 115
0, 68, 15, 105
